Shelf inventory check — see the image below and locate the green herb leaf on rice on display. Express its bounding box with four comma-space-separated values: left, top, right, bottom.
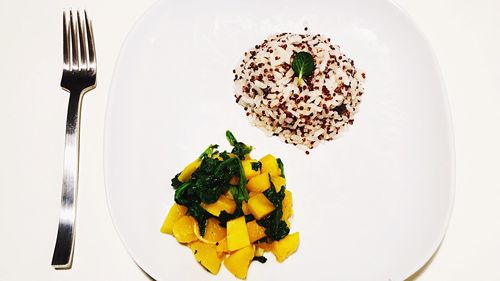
291, 51, 315, 86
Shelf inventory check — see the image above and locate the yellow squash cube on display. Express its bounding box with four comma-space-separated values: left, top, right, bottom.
201, 196, 236, 216
224, 245, 254, 280
205, 218, 227, 242
282, 190, 293, 220
284, 219, 291, 228
272, 232, 300, 262
259, 154, 280, 177
160, 203, 187, 235
242, 201, 251, 215
225, 190, 234, 199
246, 220, 266, 243
172, 216, 198, 243
227, 216, 251, 251
248, 193, 275, 220
254, 246, 265, 257
241, 159, 260, 179
189, 241, 222, 274
178, 159, 201, 182
256, 241, 274, 252
200, 218, 227, 243
246, 173, 270, 193
271, 176, 286, 192
215, 238, 228, 256
248, 191, 258, 198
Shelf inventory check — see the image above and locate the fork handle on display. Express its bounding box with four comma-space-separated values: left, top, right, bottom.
52, 92, 83, 269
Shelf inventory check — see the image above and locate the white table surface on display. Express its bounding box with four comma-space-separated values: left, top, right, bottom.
0, 0, 499, 280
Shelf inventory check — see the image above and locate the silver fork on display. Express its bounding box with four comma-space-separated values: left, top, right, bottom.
52, 10, 96, 270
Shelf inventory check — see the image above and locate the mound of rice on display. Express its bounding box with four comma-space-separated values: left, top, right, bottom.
233, 32, 366, 152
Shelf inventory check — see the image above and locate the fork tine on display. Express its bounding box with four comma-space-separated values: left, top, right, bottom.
69, 10, 79, 70
63, 11, 69, 68
77, 11, 87, 69
84, 11, 96, 67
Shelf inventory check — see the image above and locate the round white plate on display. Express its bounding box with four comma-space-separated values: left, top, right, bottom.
105, 0, 455, 280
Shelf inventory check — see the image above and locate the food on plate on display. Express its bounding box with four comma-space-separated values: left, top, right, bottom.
233, 31, 366, 153
160, 131, 299, 279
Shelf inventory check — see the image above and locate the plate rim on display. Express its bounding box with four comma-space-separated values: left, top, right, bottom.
103, 0, 456, 279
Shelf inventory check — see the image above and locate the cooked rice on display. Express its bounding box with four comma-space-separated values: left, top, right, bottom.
233, 32, 366, 152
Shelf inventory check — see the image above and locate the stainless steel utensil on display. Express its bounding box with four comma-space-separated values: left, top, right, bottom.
52, 10, 96, 270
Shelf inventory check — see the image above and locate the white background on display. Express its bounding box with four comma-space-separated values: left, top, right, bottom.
0, 0, 498, 280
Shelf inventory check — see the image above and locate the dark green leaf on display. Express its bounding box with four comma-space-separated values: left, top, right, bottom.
217, 211, 255, 228
186, 204, 211, 236
217, 210, 242, 227
226, 130, 252, 159
264, 176, 286, 207
171, 172, 183, 189
251, 161, 261, 172
189, 157, 235, 204
174, 182, 192, 205
237, 160, 249, 201
257, 209, 290, 241
291, 52, 315, 84
230, 186, 245, 210
199, 144, 218, 159
256, 175, 290, 241
220, 151, 230, 160
244, 214, 255, 222
276, 158, 285, 178
225, 131, 238, 147
252, 256, 267, 263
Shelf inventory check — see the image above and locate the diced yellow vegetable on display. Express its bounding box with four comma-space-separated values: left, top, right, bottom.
254, 246, 265, 257
160, 203, 187, 235
248, 193, 275, 220
242, 202, 251, 215
246, 173, 270, 193
227, 216, 250, 251
172, 216, 198, 243
178, 159, 201, 182
282, 190, 293, 220
225, 190, 234, 199
244, 154, 252, 160
224, 245, 254, 280
260, 154, 280, 177
248, 191, 258, 198
256, 242, 274, 252
189, 241, 222, 274
241, 159, 260, 179
272, 232, 300, 262
229, 176, 239, 185
201, 196, 236, 216
246, 220, 266, 243
271, 176, 286, 192
194, 217, 226, 244
204, 218, 227, 243
215, 238, 228, 255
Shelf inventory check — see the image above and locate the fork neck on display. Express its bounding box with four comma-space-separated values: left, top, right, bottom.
64, 84, 92, 95
66, 93, 84, 132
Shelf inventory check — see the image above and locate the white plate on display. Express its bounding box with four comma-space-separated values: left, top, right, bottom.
105, 0, 455, 280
